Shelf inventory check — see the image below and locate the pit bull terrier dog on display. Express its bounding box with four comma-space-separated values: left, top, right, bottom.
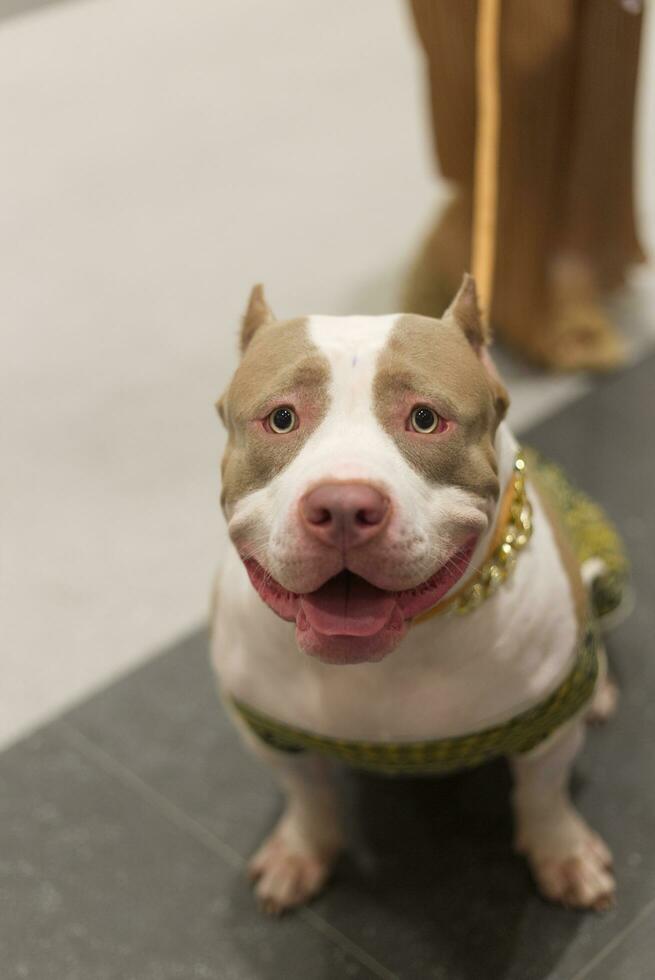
211, 276, 617, 914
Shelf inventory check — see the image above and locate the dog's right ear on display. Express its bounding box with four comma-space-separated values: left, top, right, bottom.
240, 284, 275, 353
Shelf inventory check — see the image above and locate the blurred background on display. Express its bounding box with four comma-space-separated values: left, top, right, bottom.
1, 0, 654, 748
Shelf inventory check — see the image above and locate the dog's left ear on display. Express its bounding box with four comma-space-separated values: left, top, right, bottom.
443, 274, 490, 352
240, 283, 275, 353
444, 274, 509, 420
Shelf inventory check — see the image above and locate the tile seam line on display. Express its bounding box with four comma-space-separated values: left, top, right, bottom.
55, 719, 399, 980
566, 895, 655, 980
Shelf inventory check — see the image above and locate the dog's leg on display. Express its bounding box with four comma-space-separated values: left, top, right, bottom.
586, 646, 619, 725
244, 735, 344, 914
579, 566, 620, 725
511, 721, 615, 911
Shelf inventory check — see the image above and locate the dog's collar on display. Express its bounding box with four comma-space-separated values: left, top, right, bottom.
412, 450, 533, 625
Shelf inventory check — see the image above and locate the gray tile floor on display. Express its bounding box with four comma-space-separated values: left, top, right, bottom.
2, 355, 654, 979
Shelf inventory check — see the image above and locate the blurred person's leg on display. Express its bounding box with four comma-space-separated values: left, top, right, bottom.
552, 0, 645, 363
405, 0, 645, 371
403, 0, 477, 318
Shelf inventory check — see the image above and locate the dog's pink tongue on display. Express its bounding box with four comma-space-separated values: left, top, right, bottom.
300, 573, 396, 637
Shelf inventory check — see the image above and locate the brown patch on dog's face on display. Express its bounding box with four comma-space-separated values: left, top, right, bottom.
219, 317, 330, 513
373, 313, 502, 505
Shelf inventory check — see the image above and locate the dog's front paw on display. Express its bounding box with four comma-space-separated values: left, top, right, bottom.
518, 809, 615, 911
248, 825, 337, 915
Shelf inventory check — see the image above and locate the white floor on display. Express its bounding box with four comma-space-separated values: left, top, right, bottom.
2, 0, 655, 750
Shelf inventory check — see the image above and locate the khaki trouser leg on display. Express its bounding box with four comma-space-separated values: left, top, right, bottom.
407, 0, 644, 363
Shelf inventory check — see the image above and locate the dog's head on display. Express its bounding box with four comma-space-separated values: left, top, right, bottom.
218, 276, 508, 665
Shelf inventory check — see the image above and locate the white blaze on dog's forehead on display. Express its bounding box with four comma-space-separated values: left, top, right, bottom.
308, 314, 399, 356
308, 314, 400, 406
292, 314, 421, 487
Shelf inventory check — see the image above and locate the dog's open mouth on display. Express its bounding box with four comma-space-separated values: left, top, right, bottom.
299, 570, 399, 636
243, 537, 476, 665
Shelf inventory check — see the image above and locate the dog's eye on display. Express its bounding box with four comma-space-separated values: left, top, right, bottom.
269, 406, 297, 433
410, 405, 441, 433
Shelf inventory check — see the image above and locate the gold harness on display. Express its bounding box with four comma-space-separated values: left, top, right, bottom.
231, 451, 628, 776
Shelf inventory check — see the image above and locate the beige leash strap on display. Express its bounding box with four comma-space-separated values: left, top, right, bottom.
472, 0, 502, 328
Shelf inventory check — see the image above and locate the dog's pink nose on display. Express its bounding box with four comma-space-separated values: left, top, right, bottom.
300, 482, 390, 550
